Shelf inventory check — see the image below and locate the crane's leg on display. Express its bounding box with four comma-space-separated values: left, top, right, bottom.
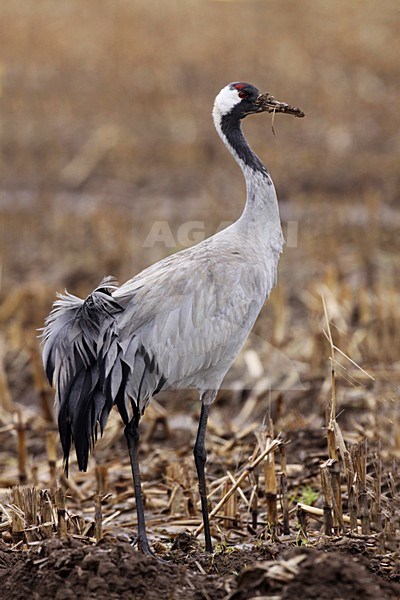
193, 394, 214, 553
124, 417, 153, 556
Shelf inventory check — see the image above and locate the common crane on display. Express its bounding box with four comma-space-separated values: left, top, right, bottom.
42, 82, 304, 556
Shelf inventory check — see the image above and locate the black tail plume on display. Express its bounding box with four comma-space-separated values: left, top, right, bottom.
41, 277, 122, 473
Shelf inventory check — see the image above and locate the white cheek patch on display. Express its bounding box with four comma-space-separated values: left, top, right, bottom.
213, 86, 241, 117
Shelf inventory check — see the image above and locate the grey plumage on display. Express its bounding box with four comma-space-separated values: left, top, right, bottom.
42, 81, 303, 554
42, 226, 280, 469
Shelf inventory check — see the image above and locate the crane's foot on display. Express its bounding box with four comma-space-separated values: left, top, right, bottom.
131, 534, 167, 563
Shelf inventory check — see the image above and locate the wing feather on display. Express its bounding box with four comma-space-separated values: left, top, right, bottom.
108, 238, 277, 398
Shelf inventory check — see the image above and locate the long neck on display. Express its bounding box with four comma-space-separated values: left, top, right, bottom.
213, 108, 284, 253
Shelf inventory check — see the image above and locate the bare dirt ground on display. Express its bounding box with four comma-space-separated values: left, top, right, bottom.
1, 536, 400, 599
1, 1, 399, 598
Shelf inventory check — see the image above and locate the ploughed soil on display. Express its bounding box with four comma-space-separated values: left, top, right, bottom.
1, 535, 399, 600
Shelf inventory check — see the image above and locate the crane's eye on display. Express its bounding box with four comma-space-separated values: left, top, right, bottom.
238, 90, 247, 99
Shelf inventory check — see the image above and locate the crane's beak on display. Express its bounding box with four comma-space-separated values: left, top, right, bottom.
255, 93, 305, 118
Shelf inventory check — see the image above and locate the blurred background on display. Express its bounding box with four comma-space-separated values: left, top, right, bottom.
0, 0, 399, 461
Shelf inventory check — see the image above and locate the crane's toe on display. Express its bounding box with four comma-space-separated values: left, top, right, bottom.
131, 534, 168, 563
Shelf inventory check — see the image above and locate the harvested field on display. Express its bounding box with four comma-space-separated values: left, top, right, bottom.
0, 1, 399, 598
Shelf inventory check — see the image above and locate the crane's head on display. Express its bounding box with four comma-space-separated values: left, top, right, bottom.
213, 82, 304, 122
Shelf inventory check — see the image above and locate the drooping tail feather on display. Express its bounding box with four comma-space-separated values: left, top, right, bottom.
41, 277, 122, 473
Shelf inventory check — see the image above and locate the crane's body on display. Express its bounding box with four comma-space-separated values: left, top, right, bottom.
42, 82, 304, 557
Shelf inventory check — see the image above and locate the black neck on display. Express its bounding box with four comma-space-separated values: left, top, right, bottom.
220, 112, 269, 176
